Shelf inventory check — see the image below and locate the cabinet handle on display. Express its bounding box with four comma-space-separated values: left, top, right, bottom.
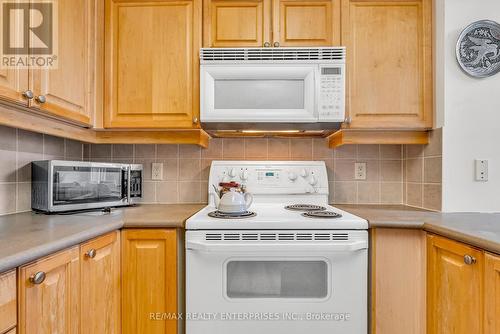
22, 90, 34, 100
193, 117, 198, 124
273, 41, 280, 47
29, 271, 46, 285
85, 248, 97, 259
344, 117, 352, 124
464, 254, 477, 265
263, 42, 271, 47
35, 95, 46, 104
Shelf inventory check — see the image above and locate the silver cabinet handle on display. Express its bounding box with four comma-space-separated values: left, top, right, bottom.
464, 255, 477, 265
344, 117, 352, 124
35, 95, 46, 104
263, 42, 271, 47
273, 41, 280, 47
29, 271, 46, 285
23, 90, 34, 100
85, 248, 97, 259
193, 117, 198, 124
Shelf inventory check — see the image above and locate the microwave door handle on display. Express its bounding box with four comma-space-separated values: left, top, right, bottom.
186, 240, 367, 253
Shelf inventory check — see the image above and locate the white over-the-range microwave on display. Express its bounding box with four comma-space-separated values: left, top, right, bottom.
200, 47, 346, 131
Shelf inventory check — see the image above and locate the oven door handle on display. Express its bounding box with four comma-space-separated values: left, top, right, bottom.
186, 240, 367, 252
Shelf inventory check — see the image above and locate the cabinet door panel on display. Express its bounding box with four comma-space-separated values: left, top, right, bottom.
273, 0, 340, 46
81, 231, 120, 334
485, 253, 500, 334
105, 0, 200, 129
122, 229, 178, 334
204, 0, 271, 47
427, 235, 483, 334
30, 0, 93, 125
342, 0, 432, 128
18, 247, 80, 334
0, 68, 29, 106
0, 270, 16, 333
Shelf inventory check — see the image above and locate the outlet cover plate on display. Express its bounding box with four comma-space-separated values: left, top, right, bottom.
355, 162, 367, 180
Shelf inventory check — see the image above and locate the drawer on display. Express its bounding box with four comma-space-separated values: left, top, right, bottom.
0, 270, 16, 334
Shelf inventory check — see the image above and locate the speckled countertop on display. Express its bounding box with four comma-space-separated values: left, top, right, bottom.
1, 204, 499, 273
337, 205, 500, 255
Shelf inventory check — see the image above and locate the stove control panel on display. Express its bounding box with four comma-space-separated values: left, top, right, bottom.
208, 161, 329, 195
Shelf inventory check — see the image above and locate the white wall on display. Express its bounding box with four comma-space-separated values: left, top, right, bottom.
437, 0, 500, 212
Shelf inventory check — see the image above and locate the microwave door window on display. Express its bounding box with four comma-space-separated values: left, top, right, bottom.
52, 166, 124, 205
214, 79, 305, 109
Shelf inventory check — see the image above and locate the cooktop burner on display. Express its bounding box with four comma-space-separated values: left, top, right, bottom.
284, 204, 326, 212
208, 211, 257, 219
301, 211, 343, 219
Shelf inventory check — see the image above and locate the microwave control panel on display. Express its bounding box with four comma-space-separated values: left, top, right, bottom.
318, 65, 345, 121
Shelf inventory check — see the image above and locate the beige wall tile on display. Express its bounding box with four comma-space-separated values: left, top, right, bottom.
201, 181, 209, 203
134, 144, 155, 159
43, 135, 65, 157
380, 160, 402, 182
0, 125, 16, 151
134, 159, 153, 181
156, 181, 178, 203
381, 183, 403, 204
365, 160, 380, 182
17, 152, 42, 182
179, 159, 202, 181
328, 181, 335, 204
179, 181, 202, 203
157, 144, 178, 158
16, 182, 31, 212
312, 138, 333, 159
324, 159, 335, 181
358, 145, 380, 160
290, 138, 312, 159
406, 183, 423, 208
90, 144, 111, 159
334, 160, 355, 181
268, 138, 290, 159
223, 138, 245, 159
380, 145, 402, 160
333, 182, 357, 204
201, 138, 222, 159
357, 182, 380, 204
406, 145, 424, 158
0, 150, 16, 182
201, 159, 212, 181
406, 158, 423, 183
139, 182, 156, 203
112, 144, 133, 158
158, 158, 178, 181
424, 157, 442, 184
423, 184, 442, 211
335, 144, 356, 159
0, 184, 16, 215
18, 129, 42, 153
245, 138, 268, 159
65, 139, 83, 159
424, 128, 442, 157
180, 145, 201, 159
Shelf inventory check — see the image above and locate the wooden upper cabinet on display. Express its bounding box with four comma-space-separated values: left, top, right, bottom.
341, 0, 433, 129
30, 0, 95, 126
0, 68, 29, 106
485, 253, 500, 334
273, 0, 340, 46
121, 229, 178, 334
80, 231, 121, 334
427, 235, 484, 334
105, 0, 201, 129
18, 247, 80, 334
203, 0, 271, 47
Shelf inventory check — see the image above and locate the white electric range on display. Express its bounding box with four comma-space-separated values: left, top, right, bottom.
186, 161, 368, 334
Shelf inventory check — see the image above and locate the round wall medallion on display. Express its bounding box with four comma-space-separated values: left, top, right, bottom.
456, 20, 500, 78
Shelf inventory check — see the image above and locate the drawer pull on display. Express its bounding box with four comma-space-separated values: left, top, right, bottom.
464, 255, 477, 265
85, 248, 97, 259
29, 271, 46, 285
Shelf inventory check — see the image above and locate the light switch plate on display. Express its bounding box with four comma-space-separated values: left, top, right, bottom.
475, 159, 488, 181
152, 162, 163, 180
355, 162, 367, 180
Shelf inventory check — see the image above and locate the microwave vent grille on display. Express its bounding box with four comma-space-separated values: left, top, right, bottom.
200, 47, 346, 62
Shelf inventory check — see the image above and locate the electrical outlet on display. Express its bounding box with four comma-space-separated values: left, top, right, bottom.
354, 162, 367, 180
151, 162, 163, 180
475, 159, 488, 181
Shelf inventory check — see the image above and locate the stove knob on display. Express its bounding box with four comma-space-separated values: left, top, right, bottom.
228, 168, 237, 178
300, 169, 308, 178
288, 172, 298, 181
308, 175, 318, 186
240, 170, 249, 181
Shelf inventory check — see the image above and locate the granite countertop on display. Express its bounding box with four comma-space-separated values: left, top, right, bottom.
337, 205, 500, 255
0, 204, 203, 273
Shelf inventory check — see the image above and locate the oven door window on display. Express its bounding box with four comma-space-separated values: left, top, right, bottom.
52, 166, 126, 206
226, 261, 328, 299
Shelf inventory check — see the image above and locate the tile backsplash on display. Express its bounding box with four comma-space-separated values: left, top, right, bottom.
0, 124, 443, 215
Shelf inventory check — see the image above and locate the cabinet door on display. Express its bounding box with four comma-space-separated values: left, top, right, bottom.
18, 247, 80, 334
427, 235, 484, 334
80, 231, 120, 334
104, 0, 201, 129
122, 229, 178, 334
0, 68, 29, 106
341, 0, 433, 129
0, 270, 16, 334
30, 0, 95, 126
273, 0, 340, 46
485, 253, 500, 334
204, 0, 271, 47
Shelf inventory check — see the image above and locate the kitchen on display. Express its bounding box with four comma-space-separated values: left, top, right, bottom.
0, 0, 499, 333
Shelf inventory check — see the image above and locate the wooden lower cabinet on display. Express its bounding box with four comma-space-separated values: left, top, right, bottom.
80, 231, 121, 334
371, 228, 426, 334
18, 246, 80, 334
0, 270, 16, 334
122, 229, 178, 334
485, 253, 500, 334
427, 234, 484, 334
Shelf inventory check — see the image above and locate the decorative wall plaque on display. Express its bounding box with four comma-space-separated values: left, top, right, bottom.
456, 20, 500, 78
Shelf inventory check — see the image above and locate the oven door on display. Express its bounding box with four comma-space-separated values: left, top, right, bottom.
186, 230, 367, 334
200, 65, 318, 123
48, 161, 130, 212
